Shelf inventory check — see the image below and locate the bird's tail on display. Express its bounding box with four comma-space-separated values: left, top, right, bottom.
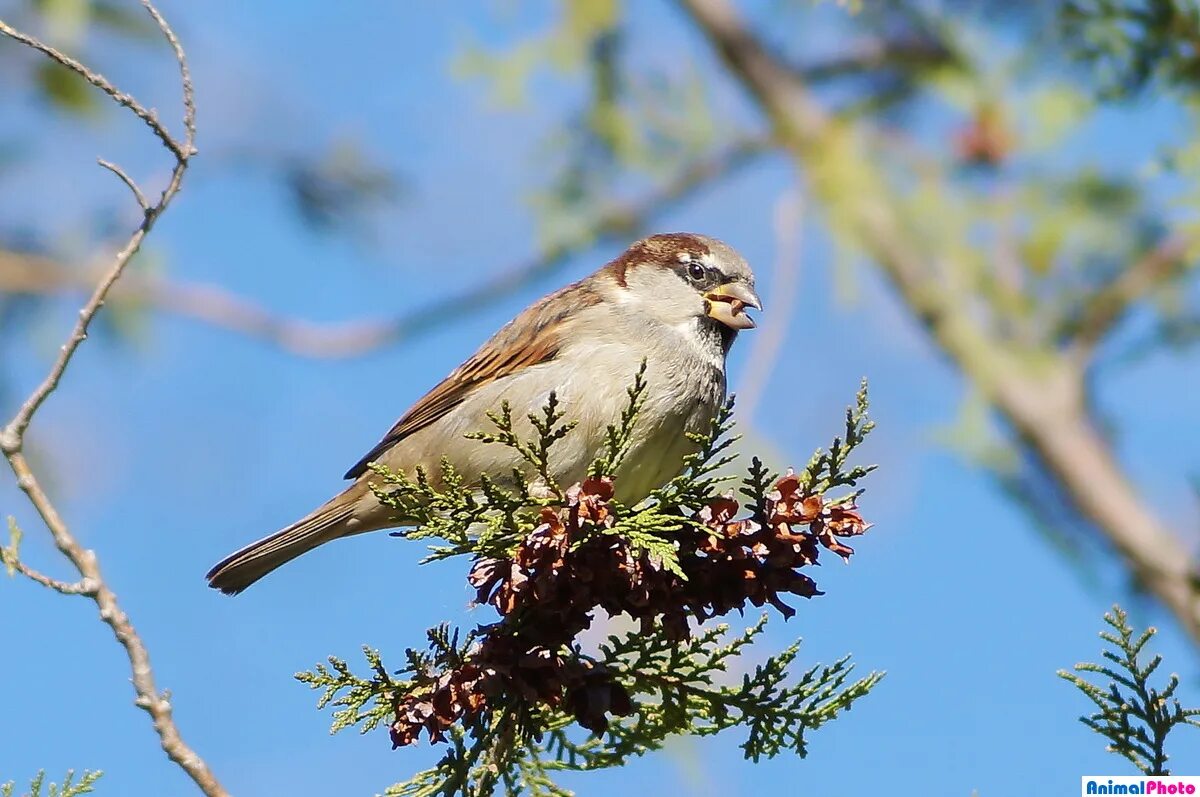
206, 483, 372, 595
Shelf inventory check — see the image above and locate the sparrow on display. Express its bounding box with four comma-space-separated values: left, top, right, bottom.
206, 232, 760, 594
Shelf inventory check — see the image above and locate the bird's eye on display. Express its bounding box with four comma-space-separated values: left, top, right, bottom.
687, 262, 706, 282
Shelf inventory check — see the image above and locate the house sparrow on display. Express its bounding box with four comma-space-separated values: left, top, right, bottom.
206, 232, 760, 594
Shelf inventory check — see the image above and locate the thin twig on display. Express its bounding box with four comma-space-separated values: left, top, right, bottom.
0, 17, 185, 159
98, 159, 150, 212
0, 4, 226, 796
2, 517, 96, 595
9, 560, 97, 595
140, 0, 196, 154
2, 230, 147, 445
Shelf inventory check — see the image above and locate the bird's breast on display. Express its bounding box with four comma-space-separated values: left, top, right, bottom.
392, 331, 727, 504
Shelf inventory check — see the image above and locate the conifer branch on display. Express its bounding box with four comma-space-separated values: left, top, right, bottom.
0, 770, 102, 797
1059, 605, 1200, 775
301, 377, 882, 796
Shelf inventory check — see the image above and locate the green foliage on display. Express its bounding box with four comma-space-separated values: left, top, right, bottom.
305, 618, 880, 797
296, 644, 401, 736
22, 0, 160, 116
586, 361, 647, 479
34, 61, 101, 117
363, 386, 583, 564
1059, 0, 1200, 99
796, 378, 877, 499
457, 0, 739, 250
299, 376, 881, 797
2, 516, 23, 576
1059, 605, 1200, 775
0, 770, 102, 797
465, 391, 579, 500
367, 361, 730, 573
284, 138, 404, 235
556, 616, 882, 765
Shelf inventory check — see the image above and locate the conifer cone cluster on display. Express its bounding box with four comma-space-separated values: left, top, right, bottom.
390, 471, 870, 747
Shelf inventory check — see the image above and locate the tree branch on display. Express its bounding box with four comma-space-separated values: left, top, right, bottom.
2, 519, 98, 596
677, 0, 1200, 644
0, 14, 190, 160
797, 34, 955, 82
734, 187, 804, 422
0, 3, 225, 795
1, 138, 768, 358
8, 558, 98, 595
1064, 233, 1197, 360
98, 159, 151, 212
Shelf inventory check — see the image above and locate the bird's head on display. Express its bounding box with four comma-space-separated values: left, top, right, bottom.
604, 232, 761, 341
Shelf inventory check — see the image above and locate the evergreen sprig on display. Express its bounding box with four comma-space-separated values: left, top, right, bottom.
0, 771, 102, 797
798, 377, 877, 501
299, 373, 882, 797
296, 644, 404, 735
649, 394, 740, 512
1058, 604, 1200, 775
549, 616, 881, 766
465, 392, 578, 500
369, 384, 593, 565
587, 361, 649, 479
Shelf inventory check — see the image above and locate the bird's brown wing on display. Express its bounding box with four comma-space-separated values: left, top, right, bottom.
343, 279, 600, 479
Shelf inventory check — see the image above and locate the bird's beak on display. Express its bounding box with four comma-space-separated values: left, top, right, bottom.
704, 282, 761, 330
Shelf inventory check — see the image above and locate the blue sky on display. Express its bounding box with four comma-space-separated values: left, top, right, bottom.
1, 1, 1198, 795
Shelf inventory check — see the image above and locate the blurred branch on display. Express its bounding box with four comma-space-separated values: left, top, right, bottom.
0, 4, 225, 797
678, 0, 1200, 644
796, 34, 955, 82
1, 137, 768, 358
1064, 233, 1196, 360
735, 188, 804, 421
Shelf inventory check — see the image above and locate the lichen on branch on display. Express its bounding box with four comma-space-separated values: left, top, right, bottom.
297, 373, 882, 797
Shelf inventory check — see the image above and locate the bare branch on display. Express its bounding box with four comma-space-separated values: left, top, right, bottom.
2, 517, 96, 595
2, 138, 769, 359
16, 565, 96, 594
0, 197, 176, 445
0, 4, 226, 796
3, 546, 98, 595
0, 17, 186, 159
140, 0, 196, 154
677, 0, 1200, 644
98, 159, 150, 212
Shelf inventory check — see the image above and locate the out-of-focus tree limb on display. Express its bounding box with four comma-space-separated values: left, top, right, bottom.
797, 34, 955, 82
0, 4, 228, 796
1063, 233, 1197, 360
0, 137, 769, 358
735, 188, 804, 422
677, 0, 1200, 643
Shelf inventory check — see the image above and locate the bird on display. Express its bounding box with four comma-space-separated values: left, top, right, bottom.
206, 232, 760, 594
